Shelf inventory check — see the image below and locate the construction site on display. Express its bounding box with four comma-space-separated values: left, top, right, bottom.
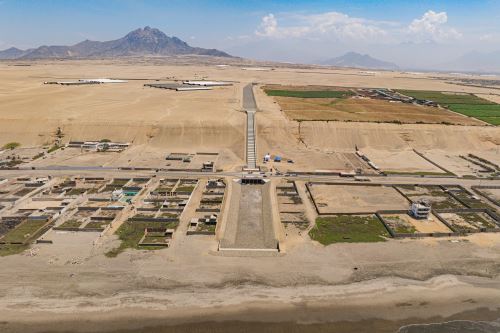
1, 59, 500, 333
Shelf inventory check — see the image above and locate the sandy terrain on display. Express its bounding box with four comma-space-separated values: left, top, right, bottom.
423, 150, 487, 176
2, 229, 500, 333
440, 212, 479, 231
0, 61, 245, 153
474, 150, 500, 166
25, 146, 242, 171
481, 188, 500, 202
0, 170, 500, 331
362, 148, 444, 173
272, 95, 481, 125
2, 60, 499, 170
411, 214, 453, 233
1, 59, 500, 331
308, 184, 409, 214
385, 213, 452, 233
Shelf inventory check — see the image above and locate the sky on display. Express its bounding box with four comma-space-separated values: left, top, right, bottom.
1, 0, 500, 69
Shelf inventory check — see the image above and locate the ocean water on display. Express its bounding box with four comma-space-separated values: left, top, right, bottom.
398, 319, 500, 333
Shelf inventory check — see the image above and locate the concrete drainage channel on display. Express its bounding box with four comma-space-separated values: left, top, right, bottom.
216, 84, 280, 256
218, 179, 279, 256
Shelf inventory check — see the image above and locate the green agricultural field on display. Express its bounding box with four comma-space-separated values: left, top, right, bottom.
447, 104, 500, 116
396, 90, 499, 125
309, 215, 389, 245
396, 90, 494, 105
265, 89, 353, 99
105, 220, 178, 257
447, 104, 500, 125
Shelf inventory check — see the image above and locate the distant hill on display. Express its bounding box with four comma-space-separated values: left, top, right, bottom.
321, 52, 399, 70
0, 26, 232, 60
0, 47, 30, 59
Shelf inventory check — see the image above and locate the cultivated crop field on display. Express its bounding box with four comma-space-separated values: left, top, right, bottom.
397, 90, 500, 125
396, 90, 493, 105
264, 86, 482, 125
265, 89, 353, 98
445, 105, 500, 125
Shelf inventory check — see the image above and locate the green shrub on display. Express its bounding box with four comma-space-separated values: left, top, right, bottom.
2, 142, 20, 150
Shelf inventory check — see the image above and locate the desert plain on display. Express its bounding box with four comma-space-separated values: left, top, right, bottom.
0, 58, 500, 332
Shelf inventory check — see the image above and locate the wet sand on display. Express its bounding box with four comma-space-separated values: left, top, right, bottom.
3, 303, 500, 333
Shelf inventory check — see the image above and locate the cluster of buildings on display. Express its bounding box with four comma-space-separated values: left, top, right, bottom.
44, 79, 128, 86
145, 80, 233, 91
358, 88, 439, 107
67, 141, 130, 152
188, 178, 226, 235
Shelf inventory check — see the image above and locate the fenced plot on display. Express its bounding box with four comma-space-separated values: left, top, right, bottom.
438, 211, 500, 233
396, 185, 464, 210
380, 213, 452, 235
309, 215, 389, 245
472, 186, 500, 206
444, 186, 492, 209
0, 219, 51, 244
362, 149, 446, 175
308, 183, 408, 214
106, 220, 179, 257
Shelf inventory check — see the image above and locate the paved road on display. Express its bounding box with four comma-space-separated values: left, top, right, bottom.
2, 167, 500, 188
242, 83, 257, 111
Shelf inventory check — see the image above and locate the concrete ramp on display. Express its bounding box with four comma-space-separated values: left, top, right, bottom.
220, 181, 278, 254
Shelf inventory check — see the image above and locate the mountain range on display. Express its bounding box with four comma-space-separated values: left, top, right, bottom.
0, 26, 232, 59
321, 52, 399, 70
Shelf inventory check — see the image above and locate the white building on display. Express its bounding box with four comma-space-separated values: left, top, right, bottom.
79, 79, 128, 84
112, 189, 124, 201
410, 200, 431, 219
183, 80, 232, 87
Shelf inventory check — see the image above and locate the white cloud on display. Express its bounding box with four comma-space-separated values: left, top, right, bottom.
256, 14, 279, 37
408, 10, 461, 41
479, 33, 500, 42
255, 11, 387, 41
253, 10, 465, 45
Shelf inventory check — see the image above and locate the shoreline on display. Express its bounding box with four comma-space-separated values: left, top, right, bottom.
3, 300, 500, 333
2, 274, 500, 333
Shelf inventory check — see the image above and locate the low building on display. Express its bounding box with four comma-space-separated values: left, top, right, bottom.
201, 161, 214, 172
70, 141, 130, 152
183, 80, 232, 86
112, 189, 124, 201
410, 200, 431, 219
